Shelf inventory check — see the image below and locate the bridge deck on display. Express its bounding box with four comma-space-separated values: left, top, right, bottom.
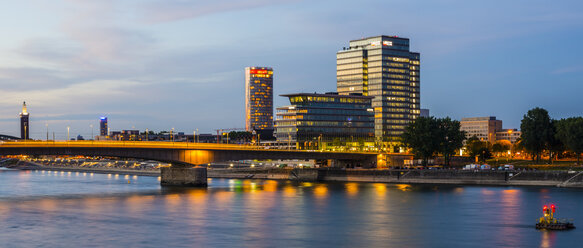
0, 140, 378, 155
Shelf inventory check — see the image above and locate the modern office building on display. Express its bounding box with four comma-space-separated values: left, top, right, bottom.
274, 92, 374, 150
245, 67, 274, 137
460, 116, 503, 143
337, 35, 420, 144
19, 101, 30, 139
100, 117, 108, 136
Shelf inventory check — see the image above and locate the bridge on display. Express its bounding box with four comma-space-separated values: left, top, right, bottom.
0, 140, 378, 167
0, 140, 379, 186
0, 134, 20, 141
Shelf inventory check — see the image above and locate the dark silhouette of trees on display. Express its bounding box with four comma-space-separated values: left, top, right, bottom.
520, 107, 552, 163
465, 136, 492, 163
438, 117, 466, 167
556, 117, 583, 165
401, 116, 466, 166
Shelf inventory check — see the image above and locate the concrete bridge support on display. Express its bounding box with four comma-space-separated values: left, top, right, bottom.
160, 167, 207, 187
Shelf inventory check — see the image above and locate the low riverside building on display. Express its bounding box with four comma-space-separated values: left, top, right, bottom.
495, 128, 521, 144
460, 116, 521, 144
460, 116, 501, 143
274, 92, 375, 150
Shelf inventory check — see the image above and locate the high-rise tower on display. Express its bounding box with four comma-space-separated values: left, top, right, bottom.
19, 101, 30, 139
100, 117, 108, 136
337, 36, 420, 145
245, 67, 274, 134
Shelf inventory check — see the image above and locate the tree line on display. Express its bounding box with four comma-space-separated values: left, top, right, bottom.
400, 107, 583, 167
400, 117, 466, 166
521, 107, 583, 165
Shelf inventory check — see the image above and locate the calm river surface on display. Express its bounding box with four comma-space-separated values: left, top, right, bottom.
0, 168, 582, 247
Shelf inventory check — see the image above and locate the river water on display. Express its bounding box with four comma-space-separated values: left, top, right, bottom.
0, 168, 581, 247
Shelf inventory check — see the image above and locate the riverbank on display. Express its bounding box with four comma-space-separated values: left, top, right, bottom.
5, 162, 583, 188
208, 168, 583, 188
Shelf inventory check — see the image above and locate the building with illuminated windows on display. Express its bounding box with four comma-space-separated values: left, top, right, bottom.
460, 116, 501, 143
19, 102, 29, 140
337, 35, 420, 147
496, 129, 521, 144
245, 67, 274, 138
460, 116, 521, 144
274, 92, 374, 150
100, 117, 108, 136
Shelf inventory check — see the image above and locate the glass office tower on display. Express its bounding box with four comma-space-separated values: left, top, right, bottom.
245, 67, 274, 133
337, 35, 420, 145
275, 92, 374, 150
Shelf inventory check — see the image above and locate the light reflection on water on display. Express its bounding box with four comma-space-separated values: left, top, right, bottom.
0, 169, 581, 247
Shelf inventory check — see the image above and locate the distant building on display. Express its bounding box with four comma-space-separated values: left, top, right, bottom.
420, 109, 430, 117
121, 130, 140, 141
19, 102, 30, 139
460, 116, 520, 144
100, 117, 108, 136
460, 116, 502, 143
496, 129, 521, 144
337, 35, 420, 144
245, 67, 274, 136
274, 92, 374, 150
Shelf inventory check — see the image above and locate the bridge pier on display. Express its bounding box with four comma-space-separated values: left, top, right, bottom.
160, 167, 207, 187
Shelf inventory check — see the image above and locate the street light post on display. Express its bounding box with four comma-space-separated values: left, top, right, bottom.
90, 124, 93, 141
45, 123, 48, 141
67, 126, 70, 141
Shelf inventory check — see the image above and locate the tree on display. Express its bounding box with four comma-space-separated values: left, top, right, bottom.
477, 147, 493, 163
437, 117, 466, 167
547, 119, 564, 164
228, 131, 252, 143
401, 117, 441, 166
465, 135, 491, 162
520, 107, 552, 163
556, 117, 583, 165
492, 140, 511, 156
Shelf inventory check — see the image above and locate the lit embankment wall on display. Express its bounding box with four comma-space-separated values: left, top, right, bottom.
208, 168, 583, 187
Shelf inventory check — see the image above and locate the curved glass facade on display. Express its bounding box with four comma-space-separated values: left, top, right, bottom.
275, 93, 374, 150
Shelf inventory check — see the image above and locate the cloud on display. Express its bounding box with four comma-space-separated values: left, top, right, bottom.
0, 67, 72, 91
140, 0, 299, 23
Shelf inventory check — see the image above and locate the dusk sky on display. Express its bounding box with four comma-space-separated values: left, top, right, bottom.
1, 0, 582, 139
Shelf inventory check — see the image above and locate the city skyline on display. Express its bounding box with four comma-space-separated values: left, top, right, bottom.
1, 0, 583, 139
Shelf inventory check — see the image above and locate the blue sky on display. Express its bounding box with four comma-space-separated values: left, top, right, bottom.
0, 0, 582, 139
